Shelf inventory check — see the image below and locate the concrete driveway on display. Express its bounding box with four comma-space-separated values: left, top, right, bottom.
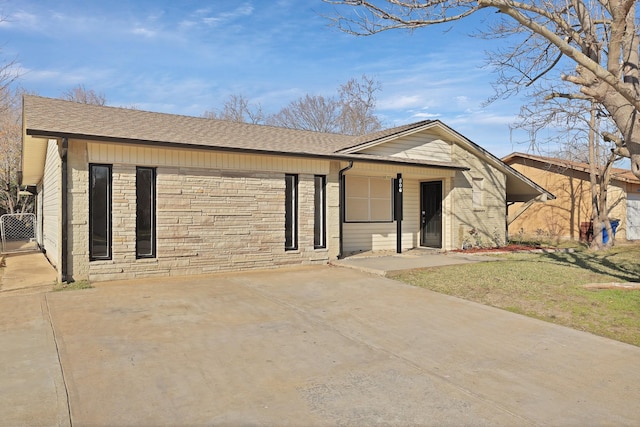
2, 264, 640, 426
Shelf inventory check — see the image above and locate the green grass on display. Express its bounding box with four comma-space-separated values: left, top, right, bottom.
393, 244, 640, 346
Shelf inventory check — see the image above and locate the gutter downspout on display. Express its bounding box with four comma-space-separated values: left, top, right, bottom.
338, 161, 354, 259
59, 138, 69, 283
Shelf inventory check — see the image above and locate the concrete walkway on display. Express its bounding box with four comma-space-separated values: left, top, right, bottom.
334, 249, 499, 275
0, 252, 67, 426
1, 253, 640, 425
1, 251, 57, 294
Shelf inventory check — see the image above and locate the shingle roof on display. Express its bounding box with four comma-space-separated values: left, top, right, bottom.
23, 95, 466, 170
503, 152, 640, 184
24, 95, 354, 156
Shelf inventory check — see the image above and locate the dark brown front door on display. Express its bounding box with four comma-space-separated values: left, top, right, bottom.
420, 181, 443, 248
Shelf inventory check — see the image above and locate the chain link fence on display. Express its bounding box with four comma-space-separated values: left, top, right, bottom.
1, 213, 38, 254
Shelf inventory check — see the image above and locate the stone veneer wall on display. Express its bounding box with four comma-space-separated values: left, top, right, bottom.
86, 165, 329, 282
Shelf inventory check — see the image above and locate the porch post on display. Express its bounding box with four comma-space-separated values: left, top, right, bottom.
395, 173, 403, 253
59, 138, 69, 283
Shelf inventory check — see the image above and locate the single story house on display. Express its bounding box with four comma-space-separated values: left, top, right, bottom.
503, 152, 640, 241
21, 95, 552, 282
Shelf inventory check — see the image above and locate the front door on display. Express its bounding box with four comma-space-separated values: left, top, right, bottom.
420, 181, 443, 248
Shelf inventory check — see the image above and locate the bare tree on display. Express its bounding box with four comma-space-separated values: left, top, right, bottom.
0, 59, 17, 115
0, 87, 33, 214
337, 75, 382, 135
514, 83, 622, 248
203, 94, 265, 124
586, 106, 622, 249
325, 0, 640, 179
0, 20, 19, 115
267, 75, 382, 135
0, 14, 30, 214
205, 76, 382, 135
61, 84, 107, 105
268, 94, 342, 133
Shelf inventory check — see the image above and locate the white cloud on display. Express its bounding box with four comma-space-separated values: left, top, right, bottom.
131, 27, 157, 38
0, 10, 40, 30
178, 20, 197, 31
411, 112, 442, 119
378, 94, 425, 110
185, 4, 255, 29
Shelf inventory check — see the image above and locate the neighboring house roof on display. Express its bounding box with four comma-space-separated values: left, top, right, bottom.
21, 95, 552, 203
503, 152, 640, 185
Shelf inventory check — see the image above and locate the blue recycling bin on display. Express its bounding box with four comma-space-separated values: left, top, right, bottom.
602, 220, 620, 244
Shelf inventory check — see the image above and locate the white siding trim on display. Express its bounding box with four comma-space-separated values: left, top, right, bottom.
42, 139, 61, 267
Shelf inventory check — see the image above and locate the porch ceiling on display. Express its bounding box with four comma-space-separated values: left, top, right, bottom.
21, 135, 50, 186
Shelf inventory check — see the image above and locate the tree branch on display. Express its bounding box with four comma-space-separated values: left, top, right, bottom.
544, 91, 593, 101
478, 0, 640, 111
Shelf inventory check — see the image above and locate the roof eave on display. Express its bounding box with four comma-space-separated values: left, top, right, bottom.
25, 129, 470, 171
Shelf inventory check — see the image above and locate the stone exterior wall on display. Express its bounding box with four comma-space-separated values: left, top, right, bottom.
67, 140, 90, 281
86, 166, 330, 282
61, 140, 339, 282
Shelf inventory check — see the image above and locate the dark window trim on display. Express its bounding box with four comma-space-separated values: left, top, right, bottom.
314, 175, 327, 249
89, 163, 112, 261
285, 174, 298, 251
136, 167, 157, 259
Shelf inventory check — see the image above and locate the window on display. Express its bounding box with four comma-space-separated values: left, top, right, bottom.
472, 178, 484, 209
314, 175, 326, 249
136, 167, 156, 258
345, 176, 393, 222
89, 164, 112, 260
285, 174, 298, 250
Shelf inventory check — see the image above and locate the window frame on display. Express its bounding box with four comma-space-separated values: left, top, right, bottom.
314, 175, 326, 249
285, 174, 298, 251
472, 177, 484, 210
344, 175, 394, 223
136, 167, 157, 259
89, 164, 112, 261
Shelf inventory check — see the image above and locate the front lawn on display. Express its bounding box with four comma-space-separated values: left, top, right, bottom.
393, 244, 640, 346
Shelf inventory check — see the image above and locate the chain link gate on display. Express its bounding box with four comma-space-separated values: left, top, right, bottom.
0, 213, 38, 253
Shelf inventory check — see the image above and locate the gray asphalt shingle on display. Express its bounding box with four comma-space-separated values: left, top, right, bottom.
22, 95, 466, 169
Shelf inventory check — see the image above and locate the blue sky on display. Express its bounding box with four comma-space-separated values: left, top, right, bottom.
1, 0, 533, 157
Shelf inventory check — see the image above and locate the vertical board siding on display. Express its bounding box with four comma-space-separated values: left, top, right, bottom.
42, 139, 60, 267
359, 134, 452, 162
342, 174, 451, 253
87, 142, 330, 175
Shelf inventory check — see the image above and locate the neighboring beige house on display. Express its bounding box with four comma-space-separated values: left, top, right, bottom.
21, 96, 551, 282
503, 152, 640, 242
